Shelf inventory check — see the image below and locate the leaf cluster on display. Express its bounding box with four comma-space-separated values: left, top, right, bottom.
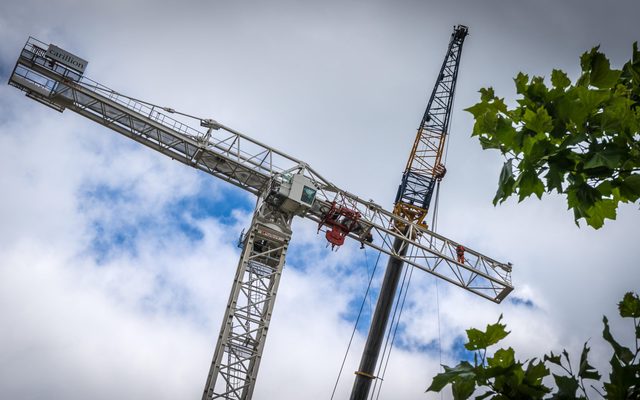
426, 292, 640, 399
466, 44, 640, 228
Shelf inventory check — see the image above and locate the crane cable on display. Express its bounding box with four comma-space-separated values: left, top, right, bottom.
370, 245, 416, 399
330, 246, 383, 400
370, 129, 451, 398
87, 85, 224, 132
370, 181, 445, 400
431, 181, 445, 376
330, 175, 447, 399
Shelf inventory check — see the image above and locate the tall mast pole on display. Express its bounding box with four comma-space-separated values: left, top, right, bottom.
350, 25, 469, 400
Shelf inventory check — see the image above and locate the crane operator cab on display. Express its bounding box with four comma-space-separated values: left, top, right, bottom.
268, 173, 318, 216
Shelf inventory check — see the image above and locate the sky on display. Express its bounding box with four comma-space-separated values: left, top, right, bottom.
0, 1, 639, 399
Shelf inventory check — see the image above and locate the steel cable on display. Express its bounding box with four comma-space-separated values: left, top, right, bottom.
329, 246, 383, 400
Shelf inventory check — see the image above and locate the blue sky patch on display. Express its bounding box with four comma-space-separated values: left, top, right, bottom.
0, 60, 11, 81
88, 219, 141, 264
170, 177, 254, 223
509, 296, 535, 308
79, 176, 253, 263
449, 335, 475, 363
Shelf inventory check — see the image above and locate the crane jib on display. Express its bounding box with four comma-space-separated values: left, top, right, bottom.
8, 36, 512, 303
395, 25, 468, 225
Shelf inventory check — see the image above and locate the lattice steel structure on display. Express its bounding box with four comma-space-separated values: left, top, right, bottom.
9, 35, 512, 400
394, 25, 468, 226
202, 197, 292, 399
351, 25, 471, 400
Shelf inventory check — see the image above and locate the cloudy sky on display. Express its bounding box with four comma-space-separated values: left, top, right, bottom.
1, 1, 639, 399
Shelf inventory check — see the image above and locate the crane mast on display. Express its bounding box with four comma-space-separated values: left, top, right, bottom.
8, 34, 512, 399
203, 195, 293, 399
350, 25, 469, 400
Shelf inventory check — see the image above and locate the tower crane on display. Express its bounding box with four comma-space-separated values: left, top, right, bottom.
8, 31, 513, 400
350, 24, 471, 399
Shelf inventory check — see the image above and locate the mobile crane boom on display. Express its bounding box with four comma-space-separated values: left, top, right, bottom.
9, 36, 512, 399
350, 25, 472, 400
395, 25, 468, 225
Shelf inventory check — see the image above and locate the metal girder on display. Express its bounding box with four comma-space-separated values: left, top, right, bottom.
395, 25, 468, 223
8, 36, 513, 305
351, 26, 471, 400
202, 196, 292, 399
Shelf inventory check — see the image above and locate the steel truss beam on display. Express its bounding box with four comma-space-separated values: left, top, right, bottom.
8, 37, 512, 305
396, 25, 468, 218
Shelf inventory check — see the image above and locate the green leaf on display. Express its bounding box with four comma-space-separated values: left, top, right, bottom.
517, 168, 545, 201
465, 315, 510, 351
584, 198, 618, 229
527, 140, 552, 165
565, 86, 609, 126
551, 69, 571, 90
584, 151, 621, 170
574, 183, 601, 209
471, 43, 640, 229
465, 101, 491, 120
544, 352, 562, 366
578, 343, 601, 381
600, 95, 638, 132
523, 106, 553, 136
452, 377, 476, 400
527, 76, 549, 102
561, 349, 571, 366
589, 50, 622, 89
603, 353, 639, 400
427, 372, 454, 393
427, 372, 453, 393
494, 116, 517, 149
551, 374, 580, 399
475, 110, 499, 136
567, 184, 598, 227
480, 87, 496, 102
478, 136, 501, 150
597, 180, 614, 196
602, 316, 635, 364
580, 46, 599, 72
618, 292, 640, 318
620, 174, 640, 202
488, 348, 516, 369
494, 160, 516, 205
426, 362, 475, 393
582, 88, 610, 116
514, 72, 529, 93
524, 359, 550, 384
545, 165, 565, 193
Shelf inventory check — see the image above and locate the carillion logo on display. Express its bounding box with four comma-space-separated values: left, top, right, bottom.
45, 45, 88, 74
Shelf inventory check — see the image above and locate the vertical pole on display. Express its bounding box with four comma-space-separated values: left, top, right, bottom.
351, 25, 468, 399
350, 236, 408, 400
